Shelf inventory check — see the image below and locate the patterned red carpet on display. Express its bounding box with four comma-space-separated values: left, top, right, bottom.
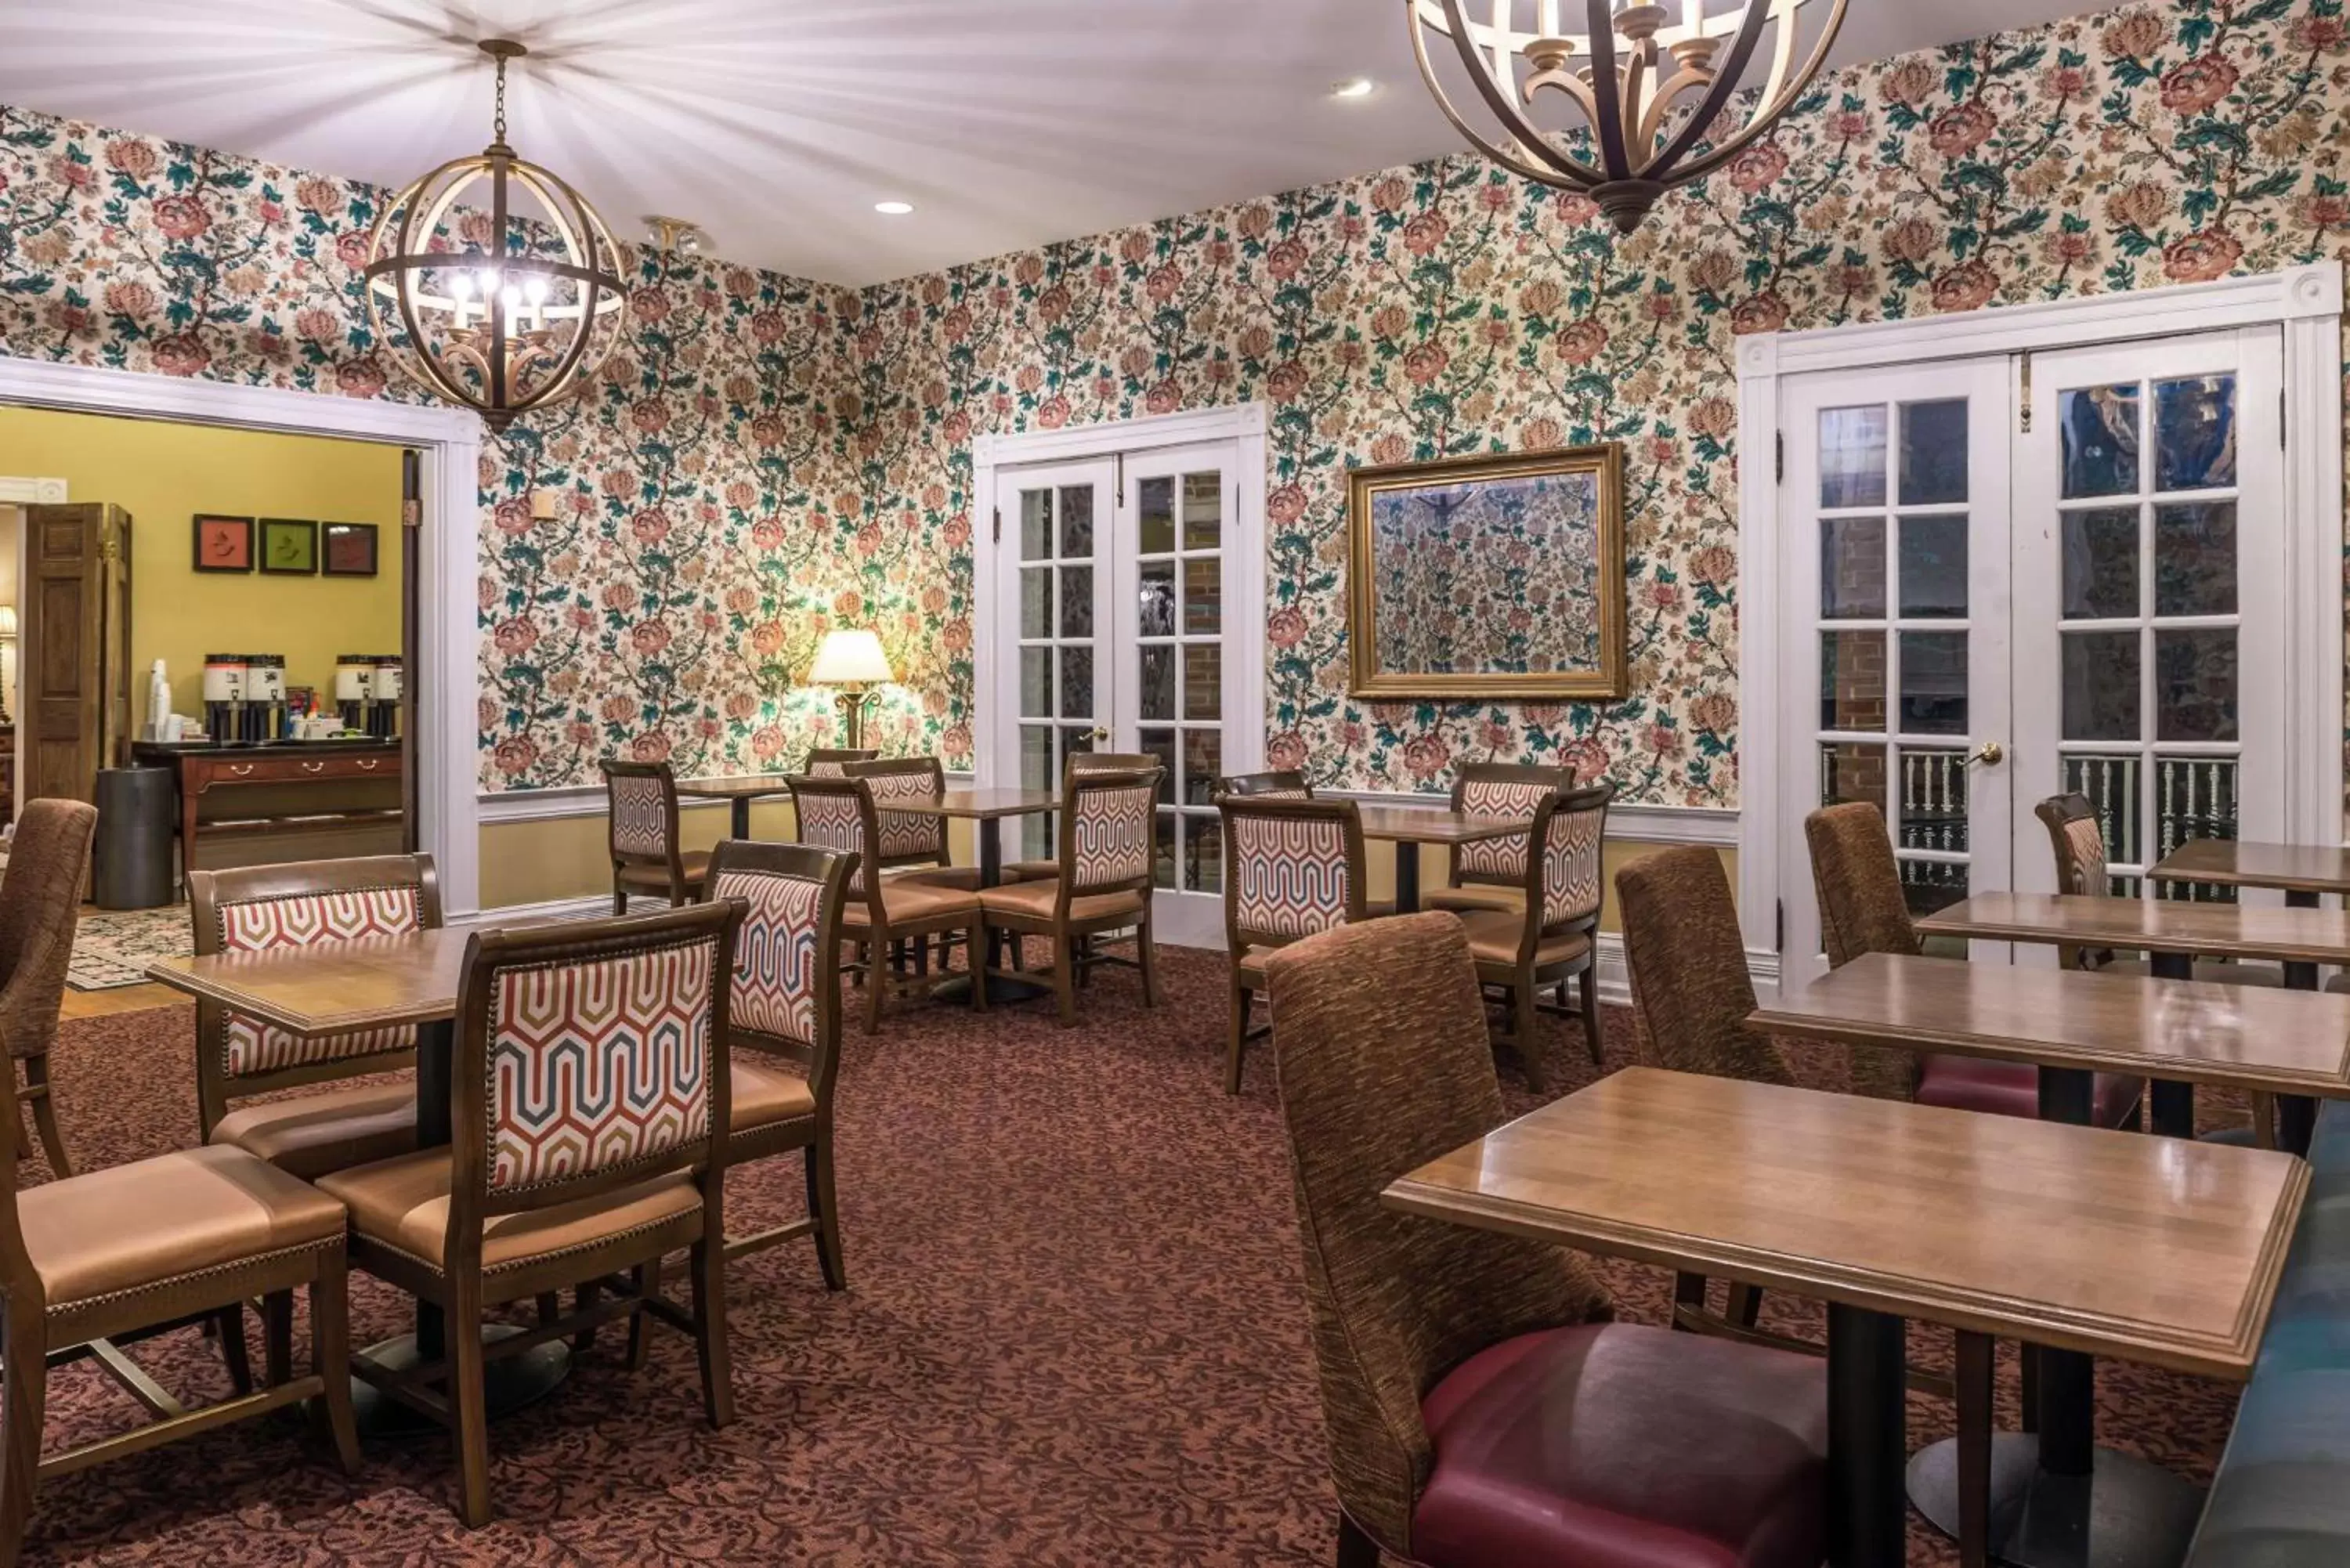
20, 948, 2239, 1566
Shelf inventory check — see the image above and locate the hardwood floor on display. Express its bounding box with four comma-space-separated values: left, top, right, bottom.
60, 982, 187, 1020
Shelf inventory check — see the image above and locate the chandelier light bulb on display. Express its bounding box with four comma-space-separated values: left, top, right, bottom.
524, 276, 549, 305
449, 273, 474, 302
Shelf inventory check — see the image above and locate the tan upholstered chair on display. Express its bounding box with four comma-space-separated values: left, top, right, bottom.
2035, 793, 2280, 985
1260, 912, 1828, 1568
705, 840, 851, 1283
1452, 782, 1612, 1089
844, 756, 980, 891
1426, 761, 1576, 916
1003, 751, 1156, 883
0, 1042, 360, 1567
602, 759, 707, 913
790, 773, 985, 1031
0, 800, 96, 1175
803, 747, 877, 777
319, 903, 743, 1527
1217, 770, 1312, 799
1217, 795, 1372, 1095
1807, 800, 2142, 1126
979, 767, 1162, 1024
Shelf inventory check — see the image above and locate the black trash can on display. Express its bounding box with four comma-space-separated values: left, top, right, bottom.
93, 766, 175, 910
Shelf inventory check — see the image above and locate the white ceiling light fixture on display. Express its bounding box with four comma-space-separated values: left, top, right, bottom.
873, 200, 916, 215
361, 38, 627, 430
1407, 0, 1848, 233
644, 214, 706, 257
1331, 76, 1378, 99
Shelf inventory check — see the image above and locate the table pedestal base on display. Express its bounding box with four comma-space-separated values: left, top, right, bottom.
338, 1326, 572, 1438
1907, 1433, 2204, 1568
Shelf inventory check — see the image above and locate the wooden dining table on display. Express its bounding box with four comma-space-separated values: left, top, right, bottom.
1754, 951, 2350, 1557
146, 918, 578, 1429
674, 771, 798, 839
1383, 1067, 2307, 1568
2149, 837, 2350, 988
1352, 805, 1530, 913
884, 786, 1059, 888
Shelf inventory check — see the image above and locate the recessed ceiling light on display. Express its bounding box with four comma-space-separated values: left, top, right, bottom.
874, 200, 915, 215
1331, 77, 1377, 99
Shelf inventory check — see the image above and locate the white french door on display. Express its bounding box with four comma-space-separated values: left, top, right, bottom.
987, 439, 1258, 946
1777, 327, 2288, 987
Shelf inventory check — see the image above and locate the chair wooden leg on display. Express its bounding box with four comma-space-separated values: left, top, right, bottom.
1226, 977, 1252, 1097
0, 1306, 49, 1568
805, 1138, 846, 1291
966, 920, 988, 1011
1335, 1511, 1379, 1568
689, 1238, 735, 1428
1672, 1270, 1708, 1332
449, 1284, 494, 1529
1137, 915, 1161, 1008
20, 1059, 70, 1178
1053, 934, 1079, 1026
262, 1290, 295, 1389
214, 1305, 253, 1394
534, 1292, 559, 1328
626, 1259, 657, 1371
1577, 964, 1603, 1067
1513, 981, 1546, 1093
311, 1251, 363, 1476
572, 1282, 600, 1353
864, 941, 887, 1033
611, 874, 627, 918
1727, 1282, 1764, 1328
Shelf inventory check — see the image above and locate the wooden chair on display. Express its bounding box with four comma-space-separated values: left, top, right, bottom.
1217, 770, 1312, 799
978, 767, 1162, 1025
0, 1044, 360, 1567
705, 840, 851, 1284
803, 747, 877, 777
0, 800, 95, 1176
1259, 912, 1828, 1568
1217, 794, 1371, 1095
1452, 782, 1612, 1089
1807, 800, 2143, 1127
1003, 751, 1157, 883
317, 902, 742, 1527
602, 759, 707, 912
1425, 761, 1577, 917
845, 756, 980, 891
2036, 793, 2281, 985
790, 774, 986, 1031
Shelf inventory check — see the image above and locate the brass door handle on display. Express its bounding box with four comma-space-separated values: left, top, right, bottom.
1967, 742, 2005, 768
1090, 727, 1111, 741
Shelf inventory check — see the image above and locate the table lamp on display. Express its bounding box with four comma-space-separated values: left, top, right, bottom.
808, 628, 892, 750
0, 605, 16, 725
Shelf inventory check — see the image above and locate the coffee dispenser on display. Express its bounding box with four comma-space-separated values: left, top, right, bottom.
336, 654, 402, 739
245, 654, 287, 741
201, 653, 248, 742
370, 655, 403, 740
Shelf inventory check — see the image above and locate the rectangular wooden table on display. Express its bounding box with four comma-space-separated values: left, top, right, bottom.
1384, 1067, 2308, 1568
674, 772, 797, 839
1352, 807, 1530, 913
2150, 838, 2350, 988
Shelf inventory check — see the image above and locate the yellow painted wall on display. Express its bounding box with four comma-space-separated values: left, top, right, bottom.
0, 406, 403, 718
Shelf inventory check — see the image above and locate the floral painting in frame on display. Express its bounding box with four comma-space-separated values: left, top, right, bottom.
1347, 443, 1626, 699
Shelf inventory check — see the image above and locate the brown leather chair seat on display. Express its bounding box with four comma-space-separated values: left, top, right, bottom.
20, 1143, 347, 1308
888, 865, 984, 892
732, 1058, 817, 1131
1918, 1054, 2143, 1128
1426, 884, 1524, 916
210, 1082, 419, 1181
840, 879, 980, 927
1000, 858, 1059, 884
618, 849, 710, 891
1412, 1323, 1827, 1568
1452, 908, 1594, 968
977, 881, 1145, 923
319, 1153, 701, 1276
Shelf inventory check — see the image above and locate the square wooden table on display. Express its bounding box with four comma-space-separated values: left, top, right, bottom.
887, 787, 1060, 887
1352, 806, 1530, 912
674, 772, 798, 839
1383, 1067, 2307, 1568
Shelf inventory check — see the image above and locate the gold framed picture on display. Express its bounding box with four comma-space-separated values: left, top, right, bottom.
1347, 443, 1627, 700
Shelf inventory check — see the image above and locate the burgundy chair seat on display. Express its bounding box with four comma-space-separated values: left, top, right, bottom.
1414, 1323, 1827, 1568
1916, 1053, 2142, 1128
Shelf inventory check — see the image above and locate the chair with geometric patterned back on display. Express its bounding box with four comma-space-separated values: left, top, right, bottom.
1426, 761, 1578, 917
0, 799, 97, 1176
2034, 793, 2280, 986
844, 756, 978, 891
978, 767, 1162, 1026
704, 839, 852, 1284
1453, 782, 1612, 1090
1217, 794, 1370, 1094
1217, 770, 1312, 800
602, 759, 707, 914
1002, 751, 1159, 884
802, 747, 877, 778
317, 901, 744, 1528
788, 773, 985, 1032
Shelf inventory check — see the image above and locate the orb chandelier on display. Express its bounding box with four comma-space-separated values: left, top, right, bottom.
1407, 0, 1848, 233
363, 39, 627, 429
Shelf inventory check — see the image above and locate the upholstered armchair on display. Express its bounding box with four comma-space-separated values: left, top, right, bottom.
1003, 751, 1158, 884
978, 767, 1161, 1024
790, 773, 986, 1031
1425, 761, 1577, 917
803, 747, 878, 777
1260, 912, 1828, 1568
844, 756, 980, 891
1217, 794, 1373, 1094
0, 799, 96, 1175
1451, 782, 1612, 1089
1217, 770, 1311, 799
601, 759, 707, 912
2036, 793, 2280, 985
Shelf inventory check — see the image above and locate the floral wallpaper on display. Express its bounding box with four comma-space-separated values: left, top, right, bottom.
5, 0, 2350, 807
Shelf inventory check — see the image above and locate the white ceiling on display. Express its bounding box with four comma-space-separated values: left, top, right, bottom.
1, 0, 2105, 287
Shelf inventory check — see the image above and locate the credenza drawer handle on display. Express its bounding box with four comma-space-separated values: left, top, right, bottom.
356, 758, 379, 771
301, 761, 326, 774
229, 764, 255, 778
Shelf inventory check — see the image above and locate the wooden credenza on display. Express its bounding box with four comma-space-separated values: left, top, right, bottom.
132, 740, 403, 874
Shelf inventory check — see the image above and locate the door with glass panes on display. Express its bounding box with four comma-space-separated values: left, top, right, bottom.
992, 440, 1253, 946
1777, 328, 2285, 988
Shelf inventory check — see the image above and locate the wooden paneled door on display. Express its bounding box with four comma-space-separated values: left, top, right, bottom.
20, 502, 132, 806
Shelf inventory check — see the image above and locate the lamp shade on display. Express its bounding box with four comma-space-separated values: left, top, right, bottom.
808, 629, 893, 685
0, 606, 16, 639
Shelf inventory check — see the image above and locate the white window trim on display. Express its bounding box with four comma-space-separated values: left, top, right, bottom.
0, 358, 486, 914
971, 403, 1270, 789
1737, 262, 2345, 968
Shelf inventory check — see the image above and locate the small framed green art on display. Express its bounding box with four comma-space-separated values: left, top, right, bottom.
258, 517, 318, 576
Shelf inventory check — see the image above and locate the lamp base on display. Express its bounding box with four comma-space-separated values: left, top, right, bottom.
832, 687, 879, 751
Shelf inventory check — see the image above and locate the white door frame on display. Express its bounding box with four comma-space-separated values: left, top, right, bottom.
0, 359, 486, 913
1737, 262, 2344, 977
971, 403, 1271, 792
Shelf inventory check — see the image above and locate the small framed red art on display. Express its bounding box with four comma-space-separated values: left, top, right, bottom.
193, 514, 254, 573
322, 522, 379, 577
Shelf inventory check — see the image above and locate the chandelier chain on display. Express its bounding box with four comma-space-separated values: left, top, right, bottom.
493, 53, 508, 143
